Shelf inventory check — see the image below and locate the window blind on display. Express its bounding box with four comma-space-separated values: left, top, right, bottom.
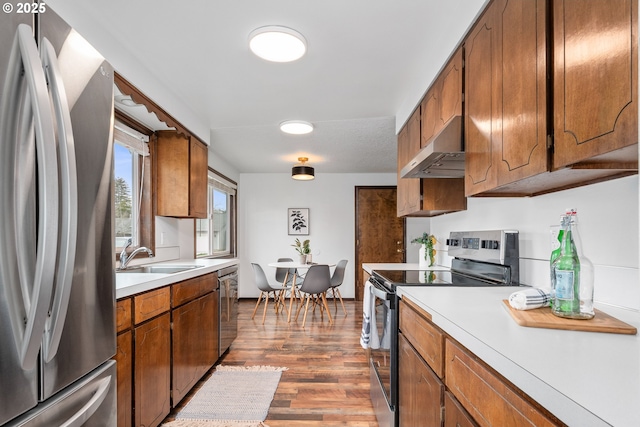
209, 172, 236, 196
114, 121, 149, 157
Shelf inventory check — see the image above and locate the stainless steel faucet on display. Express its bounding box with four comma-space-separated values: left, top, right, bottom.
119, 238, 154, 270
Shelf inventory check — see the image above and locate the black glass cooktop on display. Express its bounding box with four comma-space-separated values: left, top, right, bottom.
371, 269, 499, 290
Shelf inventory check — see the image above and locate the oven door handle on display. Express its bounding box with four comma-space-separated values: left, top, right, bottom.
369, 280, 392, 300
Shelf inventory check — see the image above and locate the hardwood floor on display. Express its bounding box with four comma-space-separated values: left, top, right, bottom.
165, 298, 379, 427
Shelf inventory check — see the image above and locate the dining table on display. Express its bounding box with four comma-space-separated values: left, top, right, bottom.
267, 261, 336, 322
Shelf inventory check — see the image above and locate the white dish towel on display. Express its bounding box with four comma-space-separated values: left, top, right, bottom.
508, 287, 551, 310
360, 280, 380, 349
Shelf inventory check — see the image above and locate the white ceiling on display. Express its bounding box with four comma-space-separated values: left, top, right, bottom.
47, 0, 487, 174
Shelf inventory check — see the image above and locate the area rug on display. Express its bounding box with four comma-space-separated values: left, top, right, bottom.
162, 365, 287, 427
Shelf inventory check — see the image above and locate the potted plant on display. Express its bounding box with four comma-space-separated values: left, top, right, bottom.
411, 232, 437, 268
292, 238, 311, 264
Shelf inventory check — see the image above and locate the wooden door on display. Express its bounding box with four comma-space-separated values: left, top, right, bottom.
553, 0, 638, 168
355, 186, 405, 300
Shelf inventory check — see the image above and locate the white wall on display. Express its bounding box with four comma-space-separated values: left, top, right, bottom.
409, 176, 640, 311
237, 173, 396, 298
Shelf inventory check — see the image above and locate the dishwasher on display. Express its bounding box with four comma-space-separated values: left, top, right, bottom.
218, 265, 239, 357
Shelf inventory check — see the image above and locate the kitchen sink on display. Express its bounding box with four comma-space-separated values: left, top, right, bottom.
117, 264, 203, 274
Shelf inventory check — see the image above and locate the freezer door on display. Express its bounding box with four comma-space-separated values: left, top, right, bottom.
38, 8, 116, 400
0, 12, 56, 426
6, 361, 117, 427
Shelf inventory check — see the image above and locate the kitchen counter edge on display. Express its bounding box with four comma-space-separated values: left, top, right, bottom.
115, 258, 239, 299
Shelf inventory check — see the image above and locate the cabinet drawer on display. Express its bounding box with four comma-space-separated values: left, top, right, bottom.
445, 339, 559, 427
134, 287, 171, 325
116, 298, 132, 333
399, 297, 445, 378
172, 272, 217, 307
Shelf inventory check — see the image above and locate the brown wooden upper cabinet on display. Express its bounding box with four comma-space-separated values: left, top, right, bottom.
422, 47, 463, 148
156, 130, 208, 218
397, 106, 466, 217
553, 0, 638, 169
397, 108, 422, 217
397, 48, 466, 217
464, 0, 638, 197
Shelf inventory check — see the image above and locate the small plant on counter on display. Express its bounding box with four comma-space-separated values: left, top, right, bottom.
411, 232, 437, 267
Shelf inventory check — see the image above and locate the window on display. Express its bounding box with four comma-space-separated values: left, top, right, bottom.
113, 121, 149, 250
196, 171, 237, 257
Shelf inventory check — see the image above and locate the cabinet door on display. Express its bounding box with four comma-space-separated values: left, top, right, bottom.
497, 0, 548, 186
397, 109, 421, 217
421, 48, 462, 148
115, 331, 132, 427
398, 333, 444, 427
438, 48, 463, 130
189, 137, 208, 219
135, 313, 171, 427
156, 131, 208, 219
172, 293, 216, 406
421, 86, 440, 147
553, 0, 638, 168
464, 2, 500, 196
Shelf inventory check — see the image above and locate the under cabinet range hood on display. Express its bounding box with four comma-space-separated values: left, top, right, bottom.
400, 116, 465, 178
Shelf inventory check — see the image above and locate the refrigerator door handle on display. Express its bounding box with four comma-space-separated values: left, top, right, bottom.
40, 37, 78, 363
0, 24, 59, 371
58, 376, 111, 427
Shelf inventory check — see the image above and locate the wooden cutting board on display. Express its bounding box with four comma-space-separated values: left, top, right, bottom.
502, 300, 637, 335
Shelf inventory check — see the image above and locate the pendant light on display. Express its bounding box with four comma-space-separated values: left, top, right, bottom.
291, 157, 315, 180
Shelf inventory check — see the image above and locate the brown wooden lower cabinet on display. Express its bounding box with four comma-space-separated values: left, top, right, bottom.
116, 273, 222, 426
172, 292, 217, 406
116, 331, 133, 427
398, 332, 444, 427
134, 313, 171, 427
115, 298, 133, 427
399, 298, 564, 427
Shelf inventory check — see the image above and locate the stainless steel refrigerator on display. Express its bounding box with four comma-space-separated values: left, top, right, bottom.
0, 3, 116, 426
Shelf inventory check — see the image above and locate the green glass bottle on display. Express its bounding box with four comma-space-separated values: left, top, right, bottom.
549, 221, 564, 309
551, 209, 594, 319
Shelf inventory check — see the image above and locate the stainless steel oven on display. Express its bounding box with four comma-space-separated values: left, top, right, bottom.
366, 230, 521, 427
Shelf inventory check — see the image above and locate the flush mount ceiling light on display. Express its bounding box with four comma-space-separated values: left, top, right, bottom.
249, 26, 307, 62
291, 157, 315, 180
280, 120, 314, 135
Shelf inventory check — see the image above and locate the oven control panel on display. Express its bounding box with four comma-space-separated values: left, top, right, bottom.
447, 230, 518, 265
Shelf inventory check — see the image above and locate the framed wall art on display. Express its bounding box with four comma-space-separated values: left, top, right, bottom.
288, 208, 309, 235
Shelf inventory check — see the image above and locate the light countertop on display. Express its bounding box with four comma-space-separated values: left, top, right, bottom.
397, 286, 640, 427
115, 258, 238, 299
